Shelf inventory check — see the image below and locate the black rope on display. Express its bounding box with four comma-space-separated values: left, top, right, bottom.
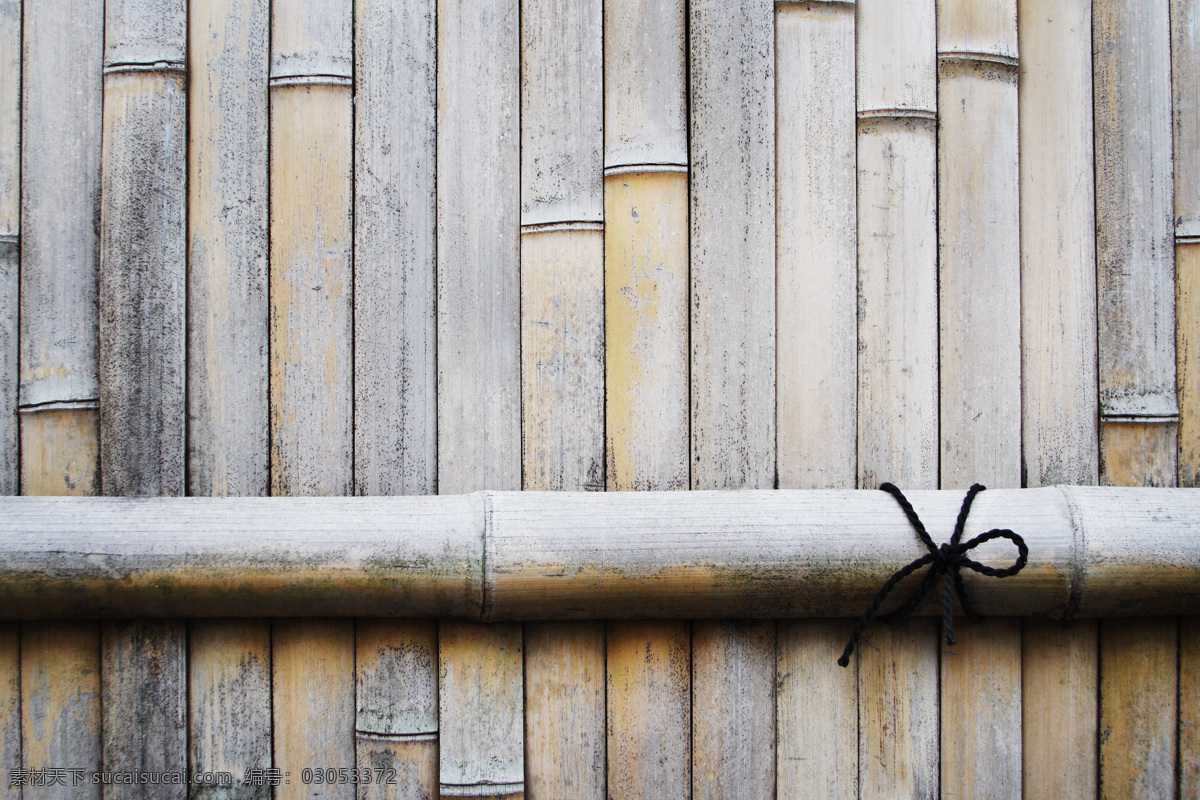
837, 483, 1028, 668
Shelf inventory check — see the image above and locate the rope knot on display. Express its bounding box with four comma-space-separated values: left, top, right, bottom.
836, 483, 1028, 668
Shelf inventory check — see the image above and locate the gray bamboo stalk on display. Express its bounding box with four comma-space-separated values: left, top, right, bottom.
0, 0, 17, 496
99, 0, 187, 497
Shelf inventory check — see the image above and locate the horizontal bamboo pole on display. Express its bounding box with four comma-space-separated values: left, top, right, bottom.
0, 488, 1198, 619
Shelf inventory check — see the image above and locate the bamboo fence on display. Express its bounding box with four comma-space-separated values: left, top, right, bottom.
0, 0, 1197, 798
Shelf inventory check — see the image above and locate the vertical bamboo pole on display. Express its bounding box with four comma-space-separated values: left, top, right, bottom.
354, 0, 436, 497
1095, 0, 1178, 485
100, 0, 188, 497
1181, 616, 1200, 799
1094, 5, 1180, 797
520, 0, 605, 797
101, 619, 187, 800
776, 0, 857, 491
274, 619, 355, 800
1099, 619, 1179, 798
774, 6, 857, 797
269, 3, 356, 797
1176, 0, 1200, 485
607, 622, 690, 800
439, 622, 524, 800
189, 621, 272, 799
189, 0, 270, 497
356, 620, 438, 800
777, 620, 857, 800
188, 2, 273, 793
935, 4, 1022, 798
99, 3, 188, 796
1022, 620, 1098, 800
270, 0, 353, 498
18, 0, 103, 496
0, 0, 16, 496
1019, 2, 1101, 796
604, 0, 689, 493
689, 3, 775, 799
855, 1, 939, 797
1175, 4, 1200, 796
604, 1, 690, 798
437, 1, 523, 797
0, 625, 16, 800
21, 623, 101, 800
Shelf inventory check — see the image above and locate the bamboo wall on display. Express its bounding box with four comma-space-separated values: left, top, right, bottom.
0, 0, 1197, 798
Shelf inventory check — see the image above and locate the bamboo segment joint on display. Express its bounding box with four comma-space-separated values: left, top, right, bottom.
857, 108, 938, 121
103, 61, 186, 75
603, 163, 689, 177
440, 781, 524, 797
18, 399, 99, 413
268, 75, 353, 88
520, 220, 604, 234
937, 50, 1019, 70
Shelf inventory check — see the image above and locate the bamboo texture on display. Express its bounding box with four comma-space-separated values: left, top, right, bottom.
1181, 615, 1200, 799
356, 620, 439, 800
20, 623, 102, 800
101, 619, 187, 800
269, 0, 353, 498
99, 0, 187, 497
188, 620, 272, 800
273, 619, 355, 800
1176, 0, 1200, 486
1023, 619, 1098, 800
354, 0, 437, 496
1095, 0, 1178, 485
18, 0, 103, 496
0, 625, 14, 800
0, 0, 15, 496
1099, 619, 1179, 799
775, 0, 857, 491
188, 0, 269, 498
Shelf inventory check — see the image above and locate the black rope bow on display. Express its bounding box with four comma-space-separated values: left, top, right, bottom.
837, 483, 1028, 667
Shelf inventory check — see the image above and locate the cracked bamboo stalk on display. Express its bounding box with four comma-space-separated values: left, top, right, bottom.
0, 0, 16, 497
604, 0, 690, 796
18, 0, 103, 497
21, 623, 101, 800
268, 2, 356, 797
936, 3, 1022, 798
188, 0, 269, 497
689, 2, 776, 798
437, 0, 524, 796
520, 0, 605, 796
1019, 2, 1101, 796
354, 0, 436, 497
99, 0, 188, 498
774, 5, 858, 798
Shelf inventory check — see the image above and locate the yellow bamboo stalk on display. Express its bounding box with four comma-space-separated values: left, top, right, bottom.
1099, 619, 1178, 798
18, 0, 103, 497
607, 622, 690, 800
439, 621, 524, 799
1022, 619, 1098, 800
188, 621, 272, 798
0, 624, 15, 800
356, 620, 439, 800
273, 619, 355, 800
21, 623, 101, 800
1181, 615, 1200, 799
189, 0, 269, 497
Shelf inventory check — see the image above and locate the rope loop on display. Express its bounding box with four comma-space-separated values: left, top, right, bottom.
837, 483, 1028, 667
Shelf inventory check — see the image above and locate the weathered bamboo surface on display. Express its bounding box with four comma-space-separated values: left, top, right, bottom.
0, 0, 16, 497
2, 487, 1198, 618
0, 625, 15, 800
188, 0, 269, 498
